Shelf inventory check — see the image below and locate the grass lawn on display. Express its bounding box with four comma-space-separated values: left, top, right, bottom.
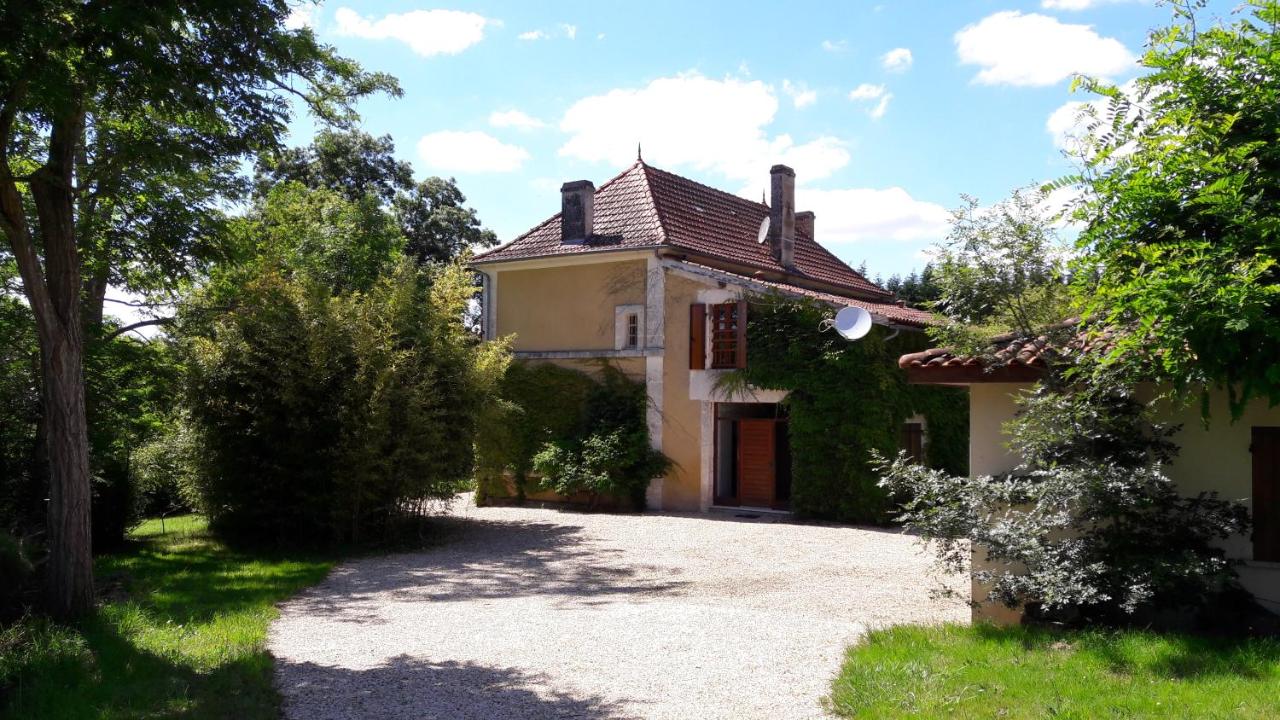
830, 623, 1280, 719
0, 515, 334, 719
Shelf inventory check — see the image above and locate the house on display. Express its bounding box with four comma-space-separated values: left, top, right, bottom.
899, 336, 1280, 620
472, 159, 931, 512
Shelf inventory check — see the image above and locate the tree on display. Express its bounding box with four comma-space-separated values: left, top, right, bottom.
1066, 0, 1280, 414
928, 189, 1075, 363
0, 0, 393, 618
256, 129, 497, 264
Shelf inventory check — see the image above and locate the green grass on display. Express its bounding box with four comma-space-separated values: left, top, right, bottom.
829, 623, 1280, 719
0, 515, 334, 719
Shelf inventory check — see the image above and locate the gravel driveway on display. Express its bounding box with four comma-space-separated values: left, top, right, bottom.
269, 499, 967, 720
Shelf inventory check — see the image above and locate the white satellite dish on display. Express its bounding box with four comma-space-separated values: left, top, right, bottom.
833, 306, 873, 341
756, 216, 770, 243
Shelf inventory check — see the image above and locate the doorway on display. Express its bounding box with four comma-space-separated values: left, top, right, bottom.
714, 403, 790, 510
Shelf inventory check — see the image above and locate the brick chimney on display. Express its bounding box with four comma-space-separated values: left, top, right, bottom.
561, 180, 595, 241
795, 210, 815, 240
767, 164, 795, 269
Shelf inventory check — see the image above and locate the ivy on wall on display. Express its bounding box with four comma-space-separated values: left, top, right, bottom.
737, 294, 969, 524
474, 361, 665, 508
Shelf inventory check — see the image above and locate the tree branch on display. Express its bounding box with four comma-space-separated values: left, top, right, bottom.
103, 317, 173, 342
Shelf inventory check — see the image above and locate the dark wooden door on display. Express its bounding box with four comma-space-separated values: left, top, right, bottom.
1254, 427, 1280, 562
738, 419, 776, 508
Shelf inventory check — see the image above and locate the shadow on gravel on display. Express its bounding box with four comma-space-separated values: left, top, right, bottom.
286, 516, 690, 620
278, 654, 638, 720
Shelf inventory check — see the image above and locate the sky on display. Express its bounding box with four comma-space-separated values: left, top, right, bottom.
278, 0, 1230, 282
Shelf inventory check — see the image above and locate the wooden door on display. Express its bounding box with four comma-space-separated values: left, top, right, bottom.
1253, 427, 1280, 562
738, 419, 776, 508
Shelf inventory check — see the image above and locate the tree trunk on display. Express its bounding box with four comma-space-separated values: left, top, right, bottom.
1, 100, 95, 619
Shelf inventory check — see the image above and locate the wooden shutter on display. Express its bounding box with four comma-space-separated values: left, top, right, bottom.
689, 303, 706, 370
1253, 427, 1280, 562
734, 300, 748, 369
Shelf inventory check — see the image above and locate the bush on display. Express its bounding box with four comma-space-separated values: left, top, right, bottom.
477, 362, 668, 508
130, 415, 200, 518
183, 259, 508, 547
878, 379, 1250, 625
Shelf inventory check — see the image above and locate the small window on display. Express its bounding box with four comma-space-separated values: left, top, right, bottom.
901, 422, 924, 463
626, 313, 639, 349
614, 304, 644, 351
710, 302, 745, 369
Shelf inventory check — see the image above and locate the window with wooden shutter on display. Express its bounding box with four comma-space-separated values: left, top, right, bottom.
710, 301, 745, 369
690, 304, 706, 369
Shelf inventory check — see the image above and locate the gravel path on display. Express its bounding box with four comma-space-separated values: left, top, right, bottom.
269, 499, 967, 720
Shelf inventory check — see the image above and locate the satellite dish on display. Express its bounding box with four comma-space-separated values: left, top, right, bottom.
757, 216, 771, 243
833, 306, 873, 340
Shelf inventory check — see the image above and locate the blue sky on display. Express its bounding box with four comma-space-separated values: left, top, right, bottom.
283, 0, 1231, 280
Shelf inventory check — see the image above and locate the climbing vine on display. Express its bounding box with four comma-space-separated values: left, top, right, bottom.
474, 361, 667, 508
736, 294, 968, 524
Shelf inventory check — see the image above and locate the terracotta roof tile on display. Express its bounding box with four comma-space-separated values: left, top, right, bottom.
474, 161, 894, 301
675, 262, 936, 326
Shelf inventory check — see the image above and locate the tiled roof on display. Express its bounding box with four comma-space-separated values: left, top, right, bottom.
474, 160, 894, 301
898, 322, 1091, 382
673, 261, 933, 328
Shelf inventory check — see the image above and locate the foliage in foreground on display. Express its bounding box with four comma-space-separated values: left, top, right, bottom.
0, 516, 333, 719
829, 623, 1280, 719
1066, 0, 1280, 415
184, 259, 509, 546
878, 380, 1249, 624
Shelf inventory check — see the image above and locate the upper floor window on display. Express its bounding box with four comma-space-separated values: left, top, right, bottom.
615, 304, 644, 351
710, 301, 745, 369
626, 313, 639, 349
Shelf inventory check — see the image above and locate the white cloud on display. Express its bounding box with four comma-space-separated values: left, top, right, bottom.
782, 80, 817, 109
881, 47, 913, 73
518, 24, 576, 41
334, 7, 490, 56
848, 83, 891, 118
285, 3, 316, 30
849, 83, 886, 100
802, 187, 951, 244
558, 72, 849, 183
416, 131, 530, 173
822, 39, 848, 52
1041, 0, 1140, 9
489, 109, 546, 130
954, 11, 1136, 86
868, 94, 893, 119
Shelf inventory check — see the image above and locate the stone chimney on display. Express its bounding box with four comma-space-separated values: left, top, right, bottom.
795, 210, 815, 240
767, 164, 796, 268
561, 180, 595, 241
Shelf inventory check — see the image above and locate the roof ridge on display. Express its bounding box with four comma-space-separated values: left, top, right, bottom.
637, 162, 670, 244
645, 162, 770, 210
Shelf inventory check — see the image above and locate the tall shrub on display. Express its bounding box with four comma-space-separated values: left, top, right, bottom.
184, 259, 508, 546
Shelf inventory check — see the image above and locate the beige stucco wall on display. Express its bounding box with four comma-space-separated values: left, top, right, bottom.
968, 382, 1280, 619
659, 272, 711, 511
494, 259, 646, 351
